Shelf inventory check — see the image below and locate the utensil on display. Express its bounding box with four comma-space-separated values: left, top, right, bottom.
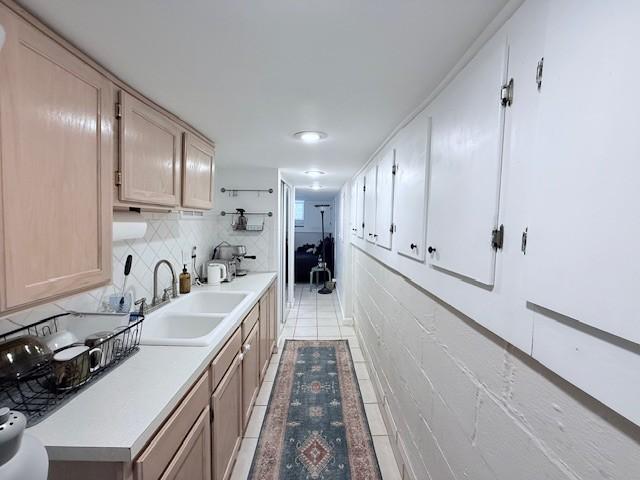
119, 255, 133, 312
52, 345, 102, 390
0, 336, 52, 381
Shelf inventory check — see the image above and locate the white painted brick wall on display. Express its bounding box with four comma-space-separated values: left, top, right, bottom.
352, 248, 640, 480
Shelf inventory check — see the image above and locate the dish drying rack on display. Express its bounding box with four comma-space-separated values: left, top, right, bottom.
0, 312, 144, 426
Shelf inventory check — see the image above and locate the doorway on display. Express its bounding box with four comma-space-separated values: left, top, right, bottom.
293, 190, 336, 291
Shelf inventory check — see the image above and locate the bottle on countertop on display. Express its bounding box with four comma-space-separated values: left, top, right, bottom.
179, 264, 191, 294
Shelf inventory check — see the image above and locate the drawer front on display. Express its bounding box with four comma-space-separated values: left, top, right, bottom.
241, 304, 259, 342
135, 372, 209, 480
210, 328, 241, 392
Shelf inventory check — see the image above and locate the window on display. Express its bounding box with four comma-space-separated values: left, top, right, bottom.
295, 200, 305, 225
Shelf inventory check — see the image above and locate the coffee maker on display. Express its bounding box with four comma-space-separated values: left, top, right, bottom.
212, 242, 256, 277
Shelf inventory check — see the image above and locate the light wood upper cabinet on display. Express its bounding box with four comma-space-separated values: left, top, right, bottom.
160, 407, 211, 480
0, 5, 112, 310
182, 132, 215, 210
118, 91, 181, 207
211, 354, 243, 480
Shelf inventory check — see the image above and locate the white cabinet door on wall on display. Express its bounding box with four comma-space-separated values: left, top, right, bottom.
350, 180, 358, 236
355, 174, 365, 239
426, 31, 509, 286
364, 164, 377, 243
374, 149, 396, 250
526, 0, 640, 344
395, 112, 431, 261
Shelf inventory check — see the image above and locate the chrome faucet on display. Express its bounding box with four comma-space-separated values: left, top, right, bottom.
152, 259, 178, 308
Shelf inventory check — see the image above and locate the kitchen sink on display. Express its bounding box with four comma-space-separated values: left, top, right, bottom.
172, 291, 249, 314
140, 290, 252, 347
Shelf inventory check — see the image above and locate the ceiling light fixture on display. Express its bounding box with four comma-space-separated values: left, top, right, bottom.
304, 170, 327, 177
293, 131, 328, 143
310, 183, 323, 191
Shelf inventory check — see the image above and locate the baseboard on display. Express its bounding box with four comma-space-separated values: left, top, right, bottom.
355, 322, 418, 480
336, 287, 354, 326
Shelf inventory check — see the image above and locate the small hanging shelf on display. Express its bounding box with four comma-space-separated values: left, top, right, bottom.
221, 209, 272, 232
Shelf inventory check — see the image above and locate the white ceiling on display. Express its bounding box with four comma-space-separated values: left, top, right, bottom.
19, 0, 508, 191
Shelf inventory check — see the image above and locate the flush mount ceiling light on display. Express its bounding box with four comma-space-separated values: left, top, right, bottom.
304, 170, 327, 177
310, 183, 324, 191
293, 131, 328, 143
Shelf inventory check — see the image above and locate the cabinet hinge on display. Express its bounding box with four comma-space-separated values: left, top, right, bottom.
392, 164, 397, 175
389, 223, 396, 233
115, 170, 123, 186
363, 185, 366, 192
115, 103, 122, 119
521, 227, 528, 254
536, 58, 544, 90
500, 78, 514, 107
491, 224, 505, 250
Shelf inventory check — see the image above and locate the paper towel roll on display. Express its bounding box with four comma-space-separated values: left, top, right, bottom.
113, 212, 147, 242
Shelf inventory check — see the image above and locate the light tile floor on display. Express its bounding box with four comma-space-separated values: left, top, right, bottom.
230, 284, 402, 480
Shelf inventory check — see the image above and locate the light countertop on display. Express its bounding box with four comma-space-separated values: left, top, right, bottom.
27, 272, 277, 463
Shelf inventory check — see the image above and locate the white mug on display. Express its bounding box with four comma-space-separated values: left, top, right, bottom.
207, 263, 226, 285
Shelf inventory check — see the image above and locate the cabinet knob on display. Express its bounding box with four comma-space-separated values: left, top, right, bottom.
428, 246, 436, 254
410, 243, 417, 250
243, 343, 251, 352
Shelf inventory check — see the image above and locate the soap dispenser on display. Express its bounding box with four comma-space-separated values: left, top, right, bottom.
179, 264, 192, 294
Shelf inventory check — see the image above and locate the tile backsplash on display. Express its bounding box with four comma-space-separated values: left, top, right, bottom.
0, 209, 276, 331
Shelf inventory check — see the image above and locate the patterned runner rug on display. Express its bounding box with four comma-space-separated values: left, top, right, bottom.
249, 340, 382, 480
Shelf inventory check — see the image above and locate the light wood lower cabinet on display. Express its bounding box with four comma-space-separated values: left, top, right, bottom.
0, 4, 112, 311
259, 294, 270, 381
269, 284, 278, 354
211, 353, 243, 480
160, 407, 211, 480
242, 323, 260, 429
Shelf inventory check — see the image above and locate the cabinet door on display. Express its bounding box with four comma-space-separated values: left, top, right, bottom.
426, 30, 509, 286
395, 112, 431, 261
161, 407, 211, 480
355, 174, 365, 239
526, 0, 640, 343
119, 91, 181, 207
241, 323, 260, 429
258, 293, 270, 380
182, 132, 215, 210
212, 354, 242, 480
375, 149, 396, 250
269, 284, 277, 352
0, 6, 112, 310
364, 164, 377, 243
350, 180, 358, 236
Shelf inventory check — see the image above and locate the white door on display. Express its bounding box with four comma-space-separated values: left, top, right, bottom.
395, 111, 431, 261
375, 149, 396, 250
364, 164, 377, 244
426, 30, 509, 286
526, 0, 640, 344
